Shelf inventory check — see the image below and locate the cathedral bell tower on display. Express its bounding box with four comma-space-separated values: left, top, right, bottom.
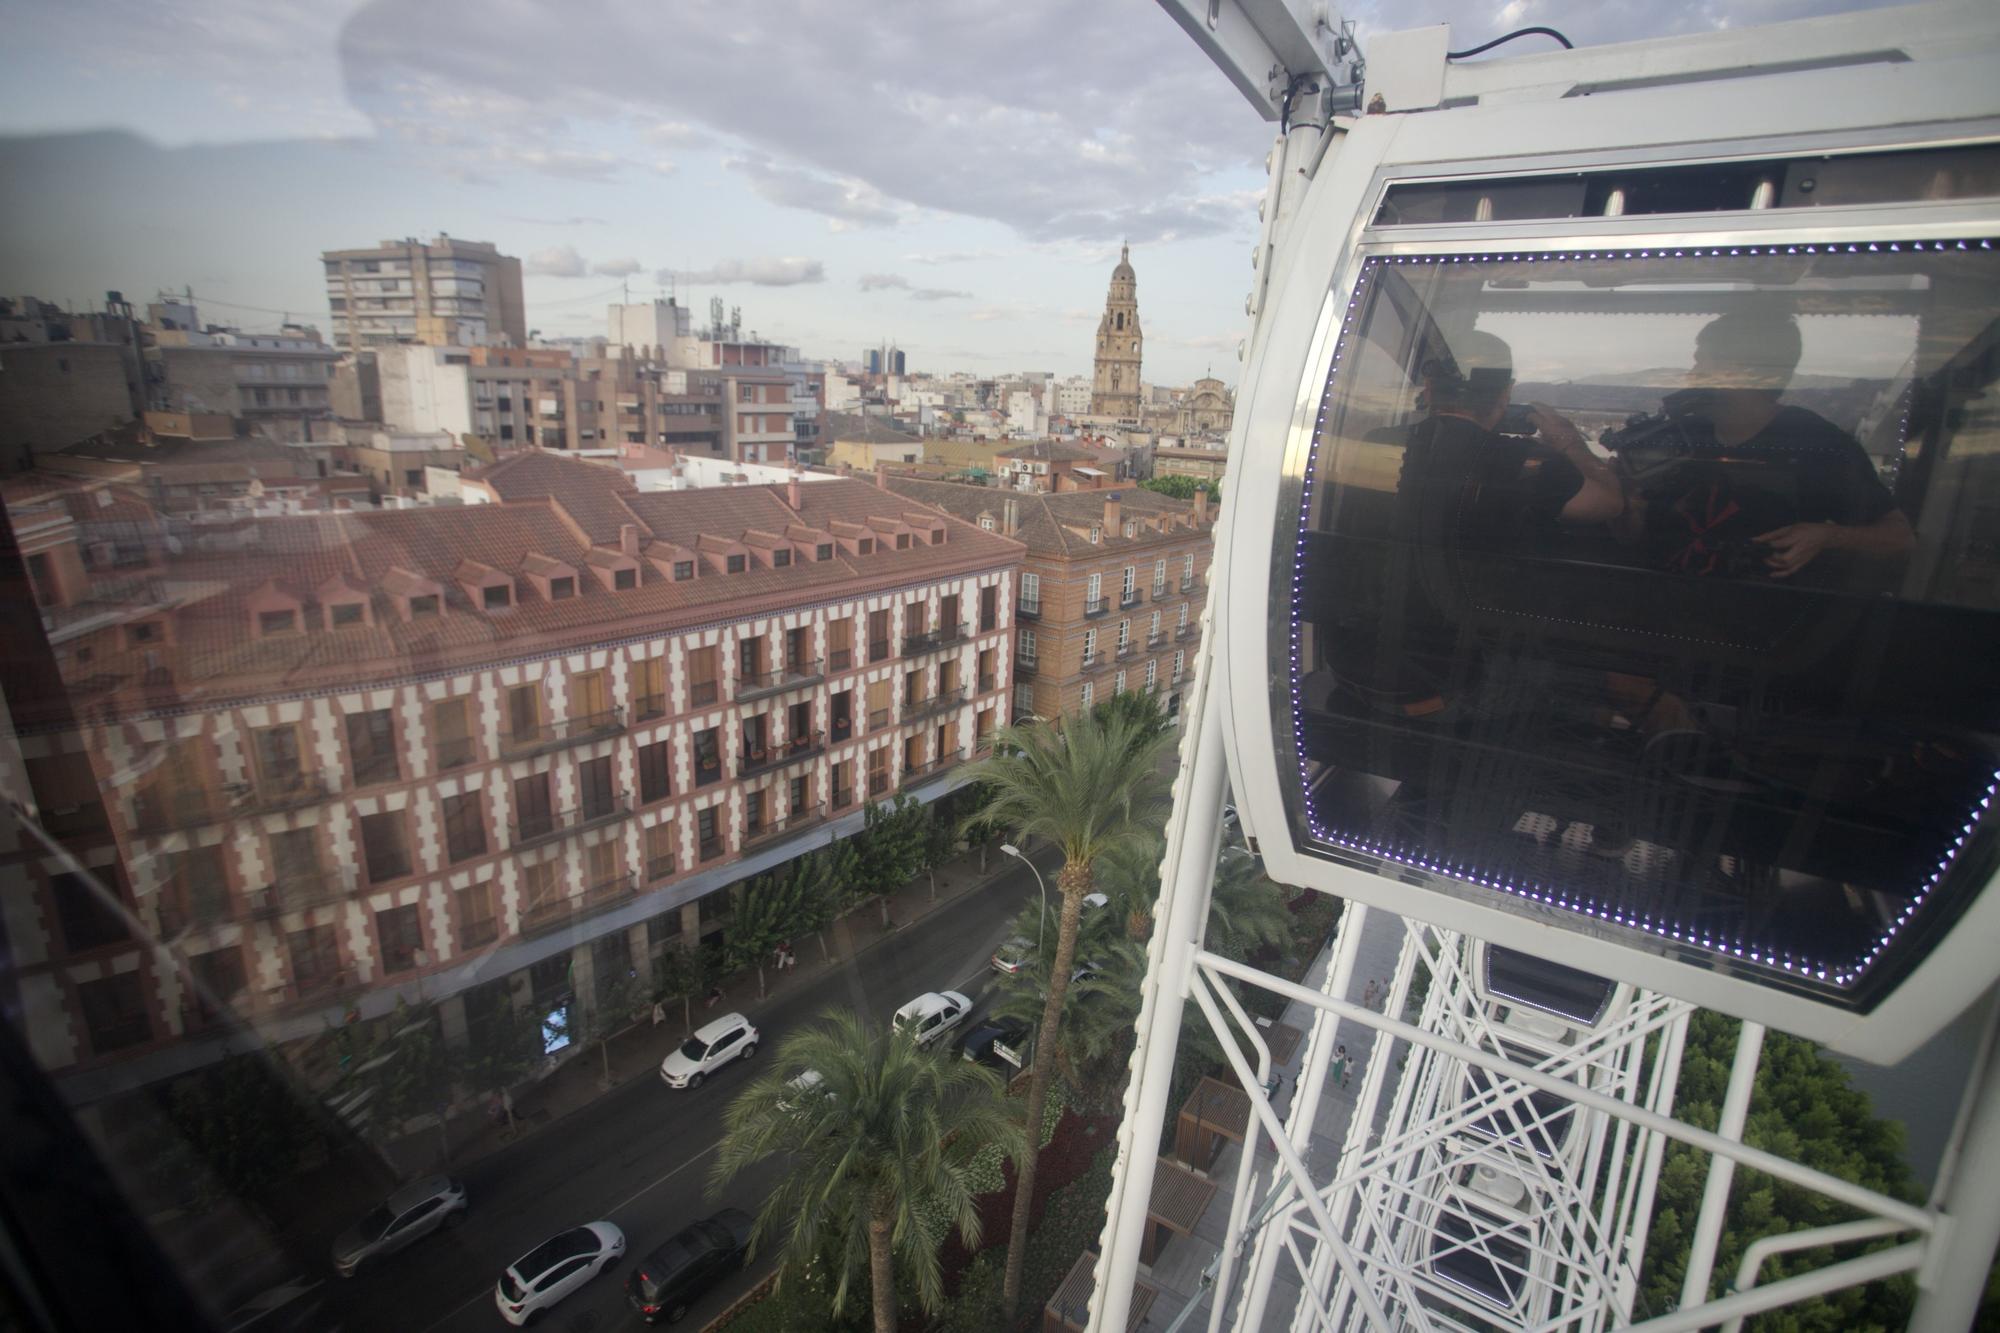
1091, 243, 1142, 417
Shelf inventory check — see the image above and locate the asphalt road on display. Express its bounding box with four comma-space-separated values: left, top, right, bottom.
316, 856, 1044, 1333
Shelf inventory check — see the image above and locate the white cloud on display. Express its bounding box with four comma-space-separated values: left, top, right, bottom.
525, 245, 588, 277
592, 256, 643, 276
726, 157, 902, 229
860, 272, 970, 300
645, 120, 696, 145
660, 257, 826, 286
858, 273, 911, 291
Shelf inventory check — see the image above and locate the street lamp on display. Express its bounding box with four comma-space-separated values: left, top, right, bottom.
1001, 842, 1048, 954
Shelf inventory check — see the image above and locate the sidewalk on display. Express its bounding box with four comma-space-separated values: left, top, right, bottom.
394, 839, 1037, 1178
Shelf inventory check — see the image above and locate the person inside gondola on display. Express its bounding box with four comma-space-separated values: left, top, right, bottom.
1623, 308, 1915, 584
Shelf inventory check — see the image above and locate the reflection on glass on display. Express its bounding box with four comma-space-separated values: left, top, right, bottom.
1293, 240, 2000, 1003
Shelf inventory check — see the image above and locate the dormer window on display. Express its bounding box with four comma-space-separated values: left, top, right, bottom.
859, 539, 875, 555
484, 584, 512, 610
773, 549, 791, 568
409, 594, 439, 618
260, 609, 297, 636
979, 514, 996, 531
1090, 523, 1103, 543
896, 533, 910, 550
727, 554, 747, 574
614, 568, 637, 590
929, 529, 944, 545
550, 576, 575, 601
330, 603, 364, 628
817, 543, 833, 561
1124, 521, 1136, 538
127, 622, 159, 647
674, 560, 695, 581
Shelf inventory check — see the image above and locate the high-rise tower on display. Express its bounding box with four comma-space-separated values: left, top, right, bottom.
1091, 244, 1142, 417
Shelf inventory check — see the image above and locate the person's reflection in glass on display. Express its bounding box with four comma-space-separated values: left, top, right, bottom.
1665, 309, 1914, 580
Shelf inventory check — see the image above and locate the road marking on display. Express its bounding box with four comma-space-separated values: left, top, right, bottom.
415, 1142, 724, 1333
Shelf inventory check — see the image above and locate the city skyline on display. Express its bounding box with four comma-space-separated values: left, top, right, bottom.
0, 0, 1884, 384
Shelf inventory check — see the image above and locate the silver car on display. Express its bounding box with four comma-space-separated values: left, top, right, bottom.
331, 1175, 467, 1277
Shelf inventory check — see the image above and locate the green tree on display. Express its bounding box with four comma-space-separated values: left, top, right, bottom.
962, 707, 1171, 1318
992, 923, 1148, 1112
582, 966, 648, 1087
651, 944, 709, 1035
1140, 474, 1220, 505
855, 795, 927, 927
726, 872, 805, 997
712, 1008, 1023, 1333
156, 1054, 331, 1214
1089, 687, 1172, 743
779, 843, 857, 963
917, 800, 958, 901
462, 989, 542, 1131
1205, 847, 1292, 963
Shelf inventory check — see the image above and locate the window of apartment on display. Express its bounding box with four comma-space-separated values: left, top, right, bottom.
896, 532, 911, 550
514, 772, 554, 840
1179, 602, 1190, 630
975, 708, 994, 749
632, 657, 666, 721
586, 839, 621, 893
1117, 619, 1131, 649
817, 543, 834, 561
614, 567, 637, 590
1114, 670, 1126, 695
784, 625, 811, 672
738, 634, 765, 682
697, 806, 724, 860
433, 697, 474, 769
1122, 566, 1137, 598
644, 822, 676, 882
345, 709, 399, 785
521, 860, 561, 917
549, 576, 575, 601
1080, 681, 1095, 709
442, 792, 486, 863
673, 560, 695, 581
867, 747, 890, 797
744, 787, 767, 834
1019, 629, 1037, 663
126, 621, 160, 647
868, 609, 891, 661
638, 740, 671, 805
259, 609, 297, 636
906, 599, 929, 639
77, 972, 150, 1054
830, 759, 853, 809
693, 728, 722, 786
483, 583, 512, 610
571, 669, 610, 726
827, 617, 853, 671
268, 828, 320, 891
773, 548, 791, 568
1173, 650, 1186, 682
1086, 571, 1102, 606
1014, 683, 1034, 716
904, 669, 925, 708
330, 602, 364, 628
1146, 660, 1158, 690
858, 539, 875, 555
1185, 552, 1195, 579
726, 554, 747, 574
1154, 557, 1167, 589
865, 678, 891, 733
579, 755, 617, 820
169, 844, 230, 925
507, 684, 541, 744
979, 586, 998, 632
1021, 571, 1040, 612
456, 882, 497, 949
187, 947, 247, 1027
376, 903, 423, 973
1124, 521, 1136, 538
688, 646, 719, 707
940, 658, 960, 695
358, 810, 411, 883
288, 924, 341, 995
253, 723, 304, 786
1082, 628, 1097, 663
52, 870, 126, 953
1149, 610, 1161, 641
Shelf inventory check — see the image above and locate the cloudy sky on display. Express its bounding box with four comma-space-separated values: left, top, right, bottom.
0, 0, 1882, 385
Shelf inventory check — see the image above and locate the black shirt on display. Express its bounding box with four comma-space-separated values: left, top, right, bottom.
1397, 414, 1586, 555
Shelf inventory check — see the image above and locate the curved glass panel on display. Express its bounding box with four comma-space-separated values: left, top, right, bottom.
1290, 238, 2000, 1006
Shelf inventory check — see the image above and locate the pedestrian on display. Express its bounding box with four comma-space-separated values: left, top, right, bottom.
1333, 1043, 1350, 1088
1362, 979, 1380, 1012
705, 983, 724, 1009
778, 941, 796, 970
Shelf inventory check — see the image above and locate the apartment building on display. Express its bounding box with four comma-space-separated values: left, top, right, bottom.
0, 454, 1022, 1098
885, 478, 1213, 722
993, 440, 1130, 492
142, 298, 340, 430
321, 236, 527, 354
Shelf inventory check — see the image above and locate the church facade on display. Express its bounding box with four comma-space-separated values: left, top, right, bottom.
1091, 245, 1142, 418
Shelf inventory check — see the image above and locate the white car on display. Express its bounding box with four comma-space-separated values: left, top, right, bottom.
777, 1068, 826, 1114
659, 1012, 759, 1089
495, 1222, 626, 1326
893, 991, 972, 1048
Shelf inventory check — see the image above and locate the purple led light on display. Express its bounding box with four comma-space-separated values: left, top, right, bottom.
1287, 240, 2000, 992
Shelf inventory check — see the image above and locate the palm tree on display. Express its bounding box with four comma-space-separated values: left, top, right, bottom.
992, 927, 1149, 1111
1206, 846, 1294, 963
962, 708, 1171, 1318
711, 1008, 1022, 1333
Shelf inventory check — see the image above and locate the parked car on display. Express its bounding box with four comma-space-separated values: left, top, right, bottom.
627, 1209, 756, 1325
776, 1068, 826, 1114
990, 935, 1035, 975
659, 1012, 759, 1089
958, 1015, 1032, 1071
1082, 892, 1110, 911
893, 991, 972, 1048
330, 1175, 466, 1277
495, 1222, 626, 1326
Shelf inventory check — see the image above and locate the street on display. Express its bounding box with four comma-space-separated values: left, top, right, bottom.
317, 856, 1043, 1333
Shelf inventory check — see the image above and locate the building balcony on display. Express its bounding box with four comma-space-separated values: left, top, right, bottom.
1015, 652, 1039, 677
156, 894, 238, 936
1083, 596, 1108, 619
829, 714, 858, 744
743, 802, 827, 850
829, 785, 855, 813
1017, 598, 1041, 621
520, 895, 579, 939
904, 688, 966, 726
900, 748, 965, 788
271, 967, 362, 1010
511, 799, 629, 852
1114, 640, 1137, 661
1181, 573, 1202, 593
1146, 632, 1166, 649
645, 853, 678, 885
632, 695, 669, 725
867, 770, 892, 798
739, 731, 824, 778
500, 707, 626, 760
227, 770, 334, 816
1151, 582, 1169, 601
436, 737, 479, 771
902, 623, 970, 656
586, 871, 637, 910
1079, 651, 1108, 674
1175, 623, 1198, 641
252, 868, 352, 916
698, 836, 728, 863
828, 648, 855, 672
737, 659, 824, 702
1119, 589, 1141, 609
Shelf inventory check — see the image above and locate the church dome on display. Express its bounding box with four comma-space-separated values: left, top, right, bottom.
1112, 243, 1135, 281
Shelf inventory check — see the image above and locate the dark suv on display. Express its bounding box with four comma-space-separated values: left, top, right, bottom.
626, 1208, 755, 1324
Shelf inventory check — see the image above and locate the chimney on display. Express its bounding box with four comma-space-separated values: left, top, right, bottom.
875, 460, 891, 491
787, 472, 802, 511
1103, 492, 1121, 534
620, 523, 640, 556
838, 460, 853, 477
1193, 485, 1211, 523
1002, 498, 1017, 536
